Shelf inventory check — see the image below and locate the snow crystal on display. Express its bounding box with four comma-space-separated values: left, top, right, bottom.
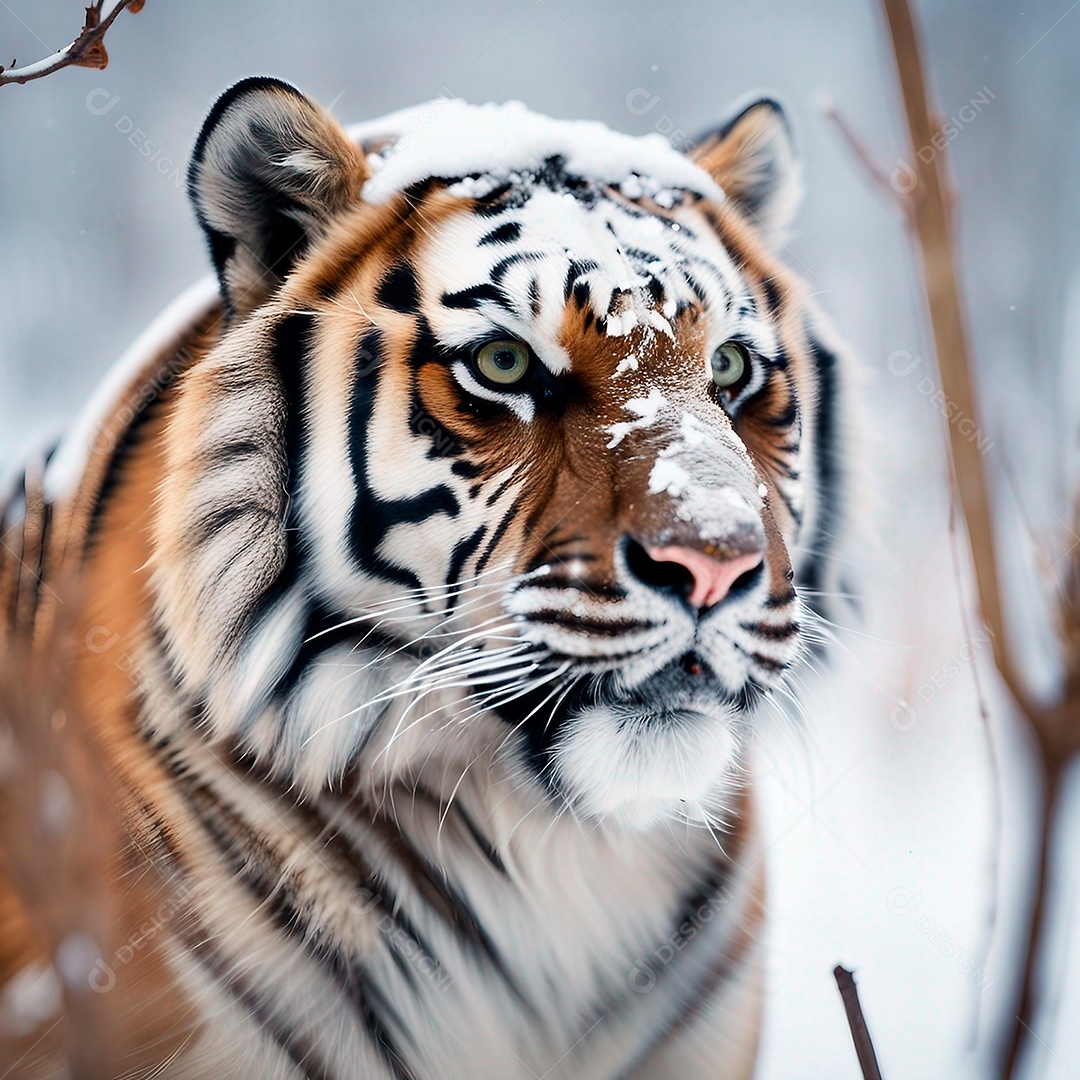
613, 353, 639, 379
646, 311, 675, 339
678, 413, 710, 448
349, 100, 726, 206
649, 458, 692, 498
605, 389, 668, 448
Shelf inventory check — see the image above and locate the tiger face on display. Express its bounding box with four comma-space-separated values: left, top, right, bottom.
158, 80, 843, 828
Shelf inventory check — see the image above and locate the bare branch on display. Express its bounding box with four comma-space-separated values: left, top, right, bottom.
833, 966, 885, 1080
0, 0, 144, 89
861, 0, 1080, 1075
821, 101, 912, 216
877, 0, 1033, 716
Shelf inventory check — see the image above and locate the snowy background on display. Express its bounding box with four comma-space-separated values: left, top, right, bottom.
1, 1, 1078, 1076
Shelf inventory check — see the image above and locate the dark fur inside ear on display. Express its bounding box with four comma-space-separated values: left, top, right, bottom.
188, 77, 366, 319
690, 97, 801, 239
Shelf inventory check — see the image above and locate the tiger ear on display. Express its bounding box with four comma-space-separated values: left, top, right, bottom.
689, 96, 801, 240
188, 77, 367, 320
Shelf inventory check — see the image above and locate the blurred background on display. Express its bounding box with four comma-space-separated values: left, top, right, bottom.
1, 1, 1077, 1075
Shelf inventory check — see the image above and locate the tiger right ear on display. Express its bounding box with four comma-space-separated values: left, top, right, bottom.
688, 97, 801, 242
188, 77, 368, 320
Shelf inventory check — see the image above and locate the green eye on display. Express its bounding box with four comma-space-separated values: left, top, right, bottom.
476, 339, 530, 386
711, 341, 749, 392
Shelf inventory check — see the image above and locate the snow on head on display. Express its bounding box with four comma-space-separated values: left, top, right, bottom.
349, 99, 726, 206
605, 388, 668, 449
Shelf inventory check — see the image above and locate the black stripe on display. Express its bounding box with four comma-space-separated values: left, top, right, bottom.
764, 587, 797, 609
179, 922, 337, 1080
377, 264, 420, 313
485, 471, 519, 507
798, 332, 842, 612
446, 526, 486, 594
733, 642, 787, 674
517, 578, 626, 600
232, 313, 319, 670
472, 181, 514, 215
760, 275, 783, 313
524, 611, 657, 636
84, 358, 183, 549
200, 437, 264, 465
563, 259, 600, 302
270, 603, 393, 703
441, 283, 507, 310
453, 803, 508, 877
764, 398, 799, 429
215, 750, 534, 1014
273, 313, 316, 520
191, 501, 277, 545
490, 251, 539, 283
740, 620, 799, 641
347, 328, 459, 588
451, 459, 484, 480
478, 221, 521, 245
683, 272, 708, 304
474, 496, 522, 574
166, 756, 420, 1079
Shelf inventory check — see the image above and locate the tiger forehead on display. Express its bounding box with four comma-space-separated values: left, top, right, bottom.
417, 184, 744, 369
297, 178, 768, 382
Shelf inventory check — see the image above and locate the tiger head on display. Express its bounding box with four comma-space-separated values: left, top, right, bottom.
155, 79, 846, 828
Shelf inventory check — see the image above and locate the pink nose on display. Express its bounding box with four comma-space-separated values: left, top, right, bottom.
644, 545, 764, 610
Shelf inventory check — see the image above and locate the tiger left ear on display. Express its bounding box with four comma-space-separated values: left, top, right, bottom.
689, 97, 801, 240
188, 77, 368, 320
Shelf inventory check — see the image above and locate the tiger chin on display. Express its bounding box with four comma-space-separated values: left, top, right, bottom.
0, 79, 850, 1079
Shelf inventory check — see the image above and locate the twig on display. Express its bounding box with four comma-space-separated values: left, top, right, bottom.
0, 0, 144, 88
878, 0, 1024, 710
833, 966, 885, 1080
945, 481, 1003, 1049
863, 0, 1080, 1075
821, 101, 910, 214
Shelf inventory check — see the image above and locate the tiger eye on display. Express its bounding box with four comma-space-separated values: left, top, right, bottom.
711, 341, 749, 390
476, 339, 530, 385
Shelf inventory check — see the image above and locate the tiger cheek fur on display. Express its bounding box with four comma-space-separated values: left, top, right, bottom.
0, 80, 851, 1079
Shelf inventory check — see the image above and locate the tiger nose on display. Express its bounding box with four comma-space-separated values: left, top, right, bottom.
625, 538, 764, 610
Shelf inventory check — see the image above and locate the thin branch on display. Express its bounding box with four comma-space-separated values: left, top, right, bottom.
0, 0, 144, 88
821, 100, 911, 215
865, 0, 1080, 1075
833, 966, 885, 1080
878, 0, 1031, 716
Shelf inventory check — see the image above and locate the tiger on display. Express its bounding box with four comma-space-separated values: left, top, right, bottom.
0, 78, 850, 1079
